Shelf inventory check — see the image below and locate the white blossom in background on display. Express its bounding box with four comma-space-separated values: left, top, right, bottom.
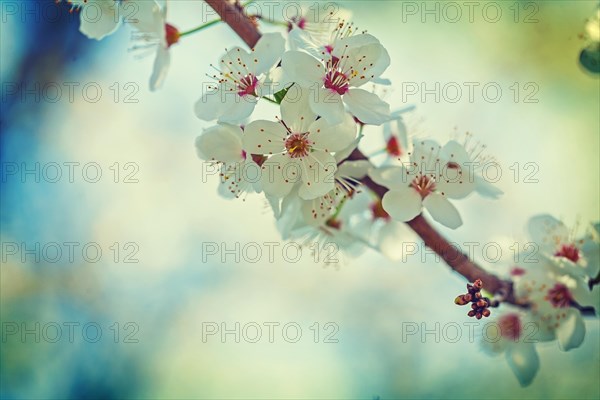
195, 33, 286, 123
281, 33, 391, 125
241, 86, 357, 200
65, 0, 122, 40
480, 312, 540, 387
345, 190, 413, 261
275, 186, 367, 263
585, 7, 600, 42
195, 123, 263, 199
369, 139, 477, 229
363, 106, 414, 167
452, 133, 504, 200
128, 0, 179, 91
512, 258, 592, 352
287, 5, 353, 56
528, 215, 600, 280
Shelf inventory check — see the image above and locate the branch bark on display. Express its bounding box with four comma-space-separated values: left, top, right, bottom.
204, 0, 261, 48
347, 149, 519, 304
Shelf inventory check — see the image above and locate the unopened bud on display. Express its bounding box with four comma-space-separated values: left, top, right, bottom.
467, 310, 476, 317
455, 295, 468, 305
482, 309, 491, 317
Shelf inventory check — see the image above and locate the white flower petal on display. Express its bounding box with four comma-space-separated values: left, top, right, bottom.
195, 123, 243, 163
252, 32, 286, 75
334, 37, 390, 86
308, 112, 356, 152
309, 87, 345, 125
79, 0, 121, 40
423, 193, 462, 229
281, 51, 324, 87
505, 343, 539, 387
381, 189, 422, 222
194, 85, 232, 121
218, 96, 257, 124
260, 154, 298, 198
337, 160, 371, 179
219, 46, 254, 77
344, 88, 390, 125
298, 152, 337, 200
149, 46, 170, 91
369, 166, 412, 191
475, 175, 504, 199
556, 309, 586, 351
242, 120, 287, 155
528, 215, 569, 253
127, 0, 163, 34
281, 86, 316, 133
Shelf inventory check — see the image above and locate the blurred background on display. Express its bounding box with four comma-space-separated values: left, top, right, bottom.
1, 0, 599, 398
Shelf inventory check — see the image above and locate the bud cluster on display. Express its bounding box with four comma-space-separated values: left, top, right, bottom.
454, 279, 495, 319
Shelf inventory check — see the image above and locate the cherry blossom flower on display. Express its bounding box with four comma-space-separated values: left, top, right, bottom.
528, 215, 600, 280
275, 186, 367, 262
481, 312, 540, 387
287, 7, 354, 57
369, 139, 476, 229
344, 191, 413, 261
512, 258, 592, 352
362, 107, 414, 167
128, 0, 179, 91
64, 0, 122, 40
241, 86, 357, 200
281, 33, 391, 125
195, 33, 286, 123
195, 123, 263, 199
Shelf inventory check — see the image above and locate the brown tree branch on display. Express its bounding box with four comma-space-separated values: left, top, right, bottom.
347, 149, 519, 304
204, 0, 261, 48
204, 0, 596, 317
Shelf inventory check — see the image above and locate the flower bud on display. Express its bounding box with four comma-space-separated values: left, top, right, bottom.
454, 295, 468, 305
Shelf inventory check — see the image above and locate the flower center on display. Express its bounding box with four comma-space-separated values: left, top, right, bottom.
237, 74, 259, 97
554, 244, 580, 263
326, 217, 342, 230
241, 151, 267, 167
370, 200, 391, 221
324, 58, 350, 95
545, 283, 574, 308
297, 17, 307, 30
410, 175, 436, 199
165, 23, 180, 47
386, 136, 402, 157
284, 133, 311, 158
498, 314, 522, 341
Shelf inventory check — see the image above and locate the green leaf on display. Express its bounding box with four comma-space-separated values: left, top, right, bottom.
273, 85, 292, 104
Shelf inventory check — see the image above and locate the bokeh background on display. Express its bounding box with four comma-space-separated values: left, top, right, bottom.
1, 0, 599, 398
